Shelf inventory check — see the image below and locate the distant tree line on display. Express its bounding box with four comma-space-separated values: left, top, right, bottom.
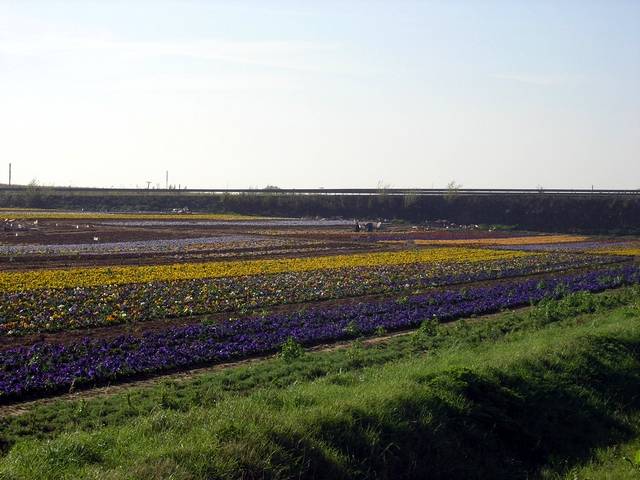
0, 187, 638, 233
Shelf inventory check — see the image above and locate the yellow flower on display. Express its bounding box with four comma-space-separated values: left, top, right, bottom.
590, 247, 640, 257
381, 235, 588, 246
0, 248, 529, 292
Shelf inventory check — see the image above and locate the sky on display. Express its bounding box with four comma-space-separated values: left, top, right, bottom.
0, 0, 638, 189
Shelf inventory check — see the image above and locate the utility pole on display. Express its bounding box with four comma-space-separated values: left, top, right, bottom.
146, 181, 152, 190
8, 163, 11, 186
165, 170, 169, 189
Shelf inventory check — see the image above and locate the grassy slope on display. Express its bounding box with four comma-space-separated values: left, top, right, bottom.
550, 436, 640, 480
1, 288, 640, 479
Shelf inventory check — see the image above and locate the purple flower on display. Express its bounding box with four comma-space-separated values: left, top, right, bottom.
1, 265, 638, 402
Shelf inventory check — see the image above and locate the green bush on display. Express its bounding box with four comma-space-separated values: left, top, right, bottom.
280, 337, 305, 362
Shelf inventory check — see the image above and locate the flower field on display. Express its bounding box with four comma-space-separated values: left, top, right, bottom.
0, 235, 294, 256
0, 251, 621, 336
0, 212, 638, 404
493, 239, 640, 253
1, 264, 638, 401
594, 248, 640, 256
381, 234, 589, 246
590, 242, 640, 256
0, 236, 363, 262
0, 247, 524, 292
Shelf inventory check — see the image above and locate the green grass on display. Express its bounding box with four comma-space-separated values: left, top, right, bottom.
538, 433, 640, 480
1, 287, 640, 479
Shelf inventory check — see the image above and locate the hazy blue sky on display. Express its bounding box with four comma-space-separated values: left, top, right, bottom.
1, 0, 638, 189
